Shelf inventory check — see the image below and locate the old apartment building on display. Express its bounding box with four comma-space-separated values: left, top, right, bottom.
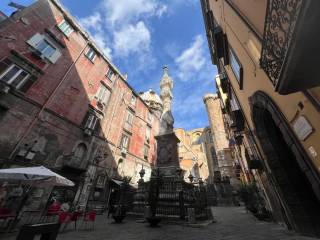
0, 0, 160, 212
201, 0, 320, 237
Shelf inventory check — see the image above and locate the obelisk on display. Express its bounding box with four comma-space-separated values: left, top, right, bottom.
155, 66, 181, 177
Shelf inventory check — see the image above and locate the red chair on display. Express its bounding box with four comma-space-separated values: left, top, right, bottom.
58, 212, 70, 224
58, 212, 71, 232
83, 211, 96, 230
43, 202, 61, 222
0, 208, 16, 229
70, 211, 82, 230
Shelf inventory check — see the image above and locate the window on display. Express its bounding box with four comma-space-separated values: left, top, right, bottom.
229, 47, 243, 89
27, 33, 61, 63
126, 111, 134, 125
106, 68, 114, 80
57, 20, 74, 36
96, 84, 111, 104
120, 134, 130, 150
74, 143, 87, 163
207, 131, 213, 143
37, 39, 56, 58
144, 145, 149, 159
86, 47, 97, 62
131, 95, 136, 105
145, 127, 151, 143
84, 113, 99, 130
147, 111, 152, 123
0, 63, 30, 90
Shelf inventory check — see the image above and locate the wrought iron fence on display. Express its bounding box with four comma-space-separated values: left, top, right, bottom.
260, 0, 305, 86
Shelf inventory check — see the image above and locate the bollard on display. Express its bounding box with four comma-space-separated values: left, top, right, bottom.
187, 208, 196, 224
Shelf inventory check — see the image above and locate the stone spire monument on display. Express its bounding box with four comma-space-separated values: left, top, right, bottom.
131, 66, 210, 221
156, 66, 180, 171
159, 66, 174, 135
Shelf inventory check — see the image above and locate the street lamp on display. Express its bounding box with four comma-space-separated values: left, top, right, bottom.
188, 172, 194, 183
139, 166, 145, 180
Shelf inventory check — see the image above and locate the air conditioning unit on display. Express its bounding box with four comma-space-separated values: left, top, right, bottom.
0, 82, 10, 94
97, 101, 105, 111
84, 128, 93, 136
121, 148, 127, 155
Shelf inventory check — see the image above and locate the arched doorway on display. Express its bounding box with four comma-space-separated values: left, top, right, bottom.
250, 91, 320, 237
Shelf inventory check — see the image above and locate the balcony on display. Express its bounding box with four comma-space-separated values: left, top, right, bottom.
62, 155, 87, 173
219, 72, 229, 93
260, 0, 320, 94
230, 110, 245, 132
248, 160, 263, 170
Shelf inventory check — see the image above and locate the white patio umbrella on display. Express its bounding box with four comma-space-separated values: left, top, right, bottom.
0, 166, 74, 230
0, 166, 74, 186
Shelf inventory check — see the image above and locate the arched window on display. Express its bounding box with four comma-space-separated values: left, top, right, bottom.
207, 130, 213, 143
192, 133, 201, 145
74, 143, 87, 163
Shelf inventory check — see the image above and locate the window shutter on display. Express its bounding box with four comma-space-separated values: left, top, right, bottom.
85, 114, 94, 129
48, 49, 61, 64
26, 33, 43, 48
19, 75, 36, 93
104, 88, 111, 103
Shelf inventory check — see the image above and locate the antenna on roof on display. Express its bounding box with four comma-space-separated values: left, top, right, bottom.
8, 2, 26, 10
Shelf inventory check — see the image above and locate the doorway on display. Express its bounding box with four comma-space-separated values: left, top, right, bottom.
251, 91, 320, 237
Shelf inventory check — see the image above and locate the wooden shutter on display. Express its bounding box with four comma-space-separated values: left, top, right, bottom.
26, 33, 43, 48
48, 49, 61, 64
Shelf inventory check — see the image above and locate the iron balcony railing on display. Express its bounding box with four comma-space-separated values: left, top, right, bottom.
260, 0, 305, 86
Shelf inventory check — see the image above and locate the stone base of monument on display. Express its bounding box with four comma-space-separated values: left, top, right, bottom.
130, 170, 211, 222
130, 131, 210, 223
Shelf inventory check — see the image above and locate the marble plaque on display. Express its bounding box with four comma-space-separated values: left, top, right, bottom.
293, 116, 313, 141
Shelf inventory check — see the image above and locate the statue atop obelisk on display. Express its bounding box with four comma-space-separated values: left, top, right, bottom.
159, 66, 174, 135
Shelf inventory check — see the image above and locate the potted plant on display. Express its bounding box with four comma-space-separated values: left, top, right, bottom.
146, 169, 162, 227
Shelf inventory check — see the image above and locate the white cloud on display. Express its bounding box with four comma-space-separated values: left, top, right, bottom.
78, 12, 112, 59
102, 0, 168, 25
78, 12, 102, 31
92, 32, 112, 59
113, 21, 151, 57
78, 0, 168, 64
175, 35, 206, 80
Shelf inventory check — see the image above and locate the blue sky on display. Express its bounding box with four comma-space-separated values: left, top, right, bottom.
1, 0, 218, 130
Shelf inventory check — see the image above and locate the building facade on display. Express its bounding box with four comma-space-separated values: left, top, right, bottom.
203, 94, 237, 183
0, 0, 159, 213
175, 127, 213, 182
201, 0, 320, 236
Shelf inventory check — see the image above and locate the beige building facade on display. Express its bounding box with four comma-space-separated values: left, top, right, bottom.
201, 0, 320, 237
175, 127, 213, 182
203, 94, 235, 181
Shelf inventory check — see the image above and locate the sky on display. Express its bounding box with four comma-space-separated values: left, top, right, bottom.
1, 0, 218, 130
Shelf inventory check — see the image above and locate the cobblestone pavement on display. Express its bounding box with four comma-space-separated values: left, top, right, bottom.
2, 207, 319, 240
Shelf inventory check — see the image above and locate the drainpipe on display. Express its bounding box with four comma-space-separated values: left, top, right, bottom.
9, 43, 89, 159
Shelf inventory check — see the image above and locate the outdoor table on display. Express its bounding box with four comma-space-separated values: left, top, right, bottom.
20, 210, 41, 225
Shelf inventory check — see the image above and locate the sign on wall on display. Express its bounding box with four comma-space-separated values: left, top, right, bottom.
293, 116, 313, 141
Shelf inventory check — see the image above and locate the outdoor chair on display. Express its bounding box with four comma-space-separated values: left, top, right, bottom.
0, 208, 16, 230
70, 211, 83, 230
58, 212, 71, 231
82, 211, 96, 230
